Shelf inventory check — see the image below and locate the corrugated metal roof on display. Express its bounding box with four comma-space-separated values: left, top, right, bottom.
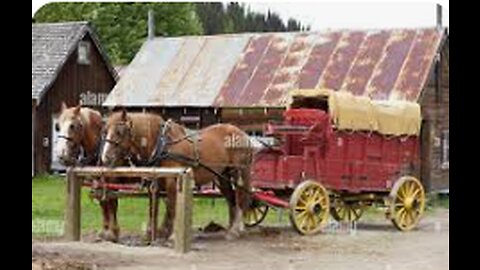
104, 28, 447, 108
103, 35, 250, 107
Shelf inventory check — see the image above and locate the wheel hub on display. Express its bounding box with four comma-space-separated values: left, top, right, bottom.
308, 203, 322, 215
404, 197, 414, 210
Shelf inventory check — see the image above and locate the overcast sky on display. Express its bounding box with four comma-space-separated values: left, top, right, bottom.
33, 0, 449, 30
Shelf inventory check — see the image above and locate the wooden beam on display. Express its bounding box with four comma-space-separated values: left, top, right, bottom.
71, 166, 189, 178
65, 168, 81, 241
174, 168, 193, 254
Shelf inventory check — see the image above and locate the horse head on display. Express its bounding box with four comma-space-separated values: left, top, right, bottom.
101, 109, 135, 166
55, 102, 86, 166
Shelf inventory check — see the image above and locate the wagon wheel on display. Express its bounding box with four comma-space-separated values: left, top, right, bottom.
289, 180, 330, 235
331, 198, 364, 222
243, 200, 269, 227
389, 176, 426, 231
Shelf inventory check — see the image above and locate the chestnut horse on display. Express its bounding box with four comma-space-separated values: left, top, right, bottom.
55, 103, 120, 242
101, 111, 253, 240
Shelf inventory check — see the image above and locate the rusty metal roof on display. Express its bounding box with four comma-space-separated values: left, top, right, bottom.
104, 28, 447, 108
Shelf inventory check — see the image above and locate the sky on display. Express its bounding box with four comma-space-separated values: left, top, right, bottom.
32, 0, 449, 30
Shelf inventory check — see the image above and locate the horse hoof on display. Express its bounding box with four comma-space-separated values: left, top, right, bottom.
225, 230, 240, 241
157, 227, 172, 240
104, 230, 119, 243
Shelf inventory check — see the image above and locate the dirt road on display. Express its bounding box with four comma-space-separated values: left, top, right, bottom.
32, 208, 449, 270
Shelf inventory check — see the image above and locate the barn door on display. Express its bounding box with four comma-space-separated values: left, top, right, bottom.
51, 115, 65, 172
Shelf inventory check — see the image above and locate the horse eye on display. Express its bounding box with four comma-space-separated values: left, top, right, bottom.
69, 124, 75, 130
55, 123, 60, 132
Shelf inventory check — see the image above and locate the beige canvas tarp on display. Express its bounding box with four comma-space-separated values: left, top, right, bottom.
288, 89, 421, 136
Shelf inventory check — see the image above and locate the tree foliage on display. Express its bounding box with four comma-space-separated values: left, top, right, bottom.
195, 2, 309, 35
33, 2, 309, 65
34, 2, 203, 65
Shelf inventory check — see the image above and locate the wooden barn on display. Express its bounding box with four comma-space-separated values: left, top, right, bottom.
103, 27, 449, 192
32, 22, 117, 176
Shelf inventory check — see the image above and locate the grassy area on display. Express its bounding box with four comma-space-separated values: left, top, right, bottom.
33, 175, 448, 236
32, 174, 235, 235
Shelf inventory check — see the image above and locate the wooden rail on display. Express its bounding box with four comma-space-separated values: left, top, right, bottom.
64, 166, 194, 254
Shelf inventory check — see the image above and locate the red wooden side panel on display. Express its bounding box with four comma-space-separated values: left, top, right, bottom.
251, 150, 279, 187
364, 134, 385, 189
303, 146, 322, 181
277, 156, 305, 187
324, 132, 347, 190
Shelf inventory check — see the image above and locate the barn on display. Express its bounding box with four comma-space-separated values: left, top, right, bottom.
103, 27, 449, 192
32, 22, 117, 176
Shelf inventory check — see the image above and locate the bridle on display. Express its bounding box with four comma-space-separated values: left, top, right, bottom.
103, 119, 176, 166
57, 121, 101, 166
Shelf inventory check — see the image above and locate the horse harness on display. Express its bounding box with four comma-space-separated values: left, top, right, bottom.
129, 120, 244, 191
57, 134, 103, 166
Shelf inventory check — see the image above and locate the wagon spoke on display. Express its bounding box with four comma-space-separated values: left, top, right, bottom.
296, 205, 307, 211
411, 188, 421, 199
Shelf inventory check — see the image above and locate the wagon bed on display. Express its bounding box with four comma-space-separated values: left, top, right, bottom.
244, 89, 426, 234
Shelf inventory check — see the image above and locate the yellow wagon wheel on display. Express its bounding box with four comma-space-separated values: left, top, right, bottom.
243, 201, 269, 227
389, 176, 426, 231
331, 198, 364, 222
289, 180, 330, 235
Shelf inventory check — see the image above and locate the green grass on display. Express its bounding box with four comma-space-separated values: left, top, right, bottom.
32, 175, 237, 236
33, 175, 448, 236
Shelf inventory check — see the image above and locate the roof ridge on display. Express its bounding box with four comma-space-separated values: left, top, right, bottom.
32, 21, 89, 27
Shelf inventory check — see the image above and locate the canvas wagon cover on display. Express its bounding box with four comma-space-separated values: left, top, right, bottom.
289, 89, 421, 136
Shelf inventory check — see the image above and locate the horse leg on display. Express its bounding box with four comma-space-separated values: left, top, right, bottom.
217, 173, 236, 229
105, 198, 120, 242
97, 199, 110, 240
226, 168, 251, 240
158, 177, 176, 241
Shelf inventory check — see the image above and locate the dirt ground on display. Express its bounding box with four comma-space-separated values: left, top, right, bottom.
32, 208, 448, 270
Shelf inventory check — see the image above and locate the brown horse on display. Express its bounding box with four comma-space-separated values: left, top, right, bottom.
101, 110, 253, 240
55, 102, 120, 242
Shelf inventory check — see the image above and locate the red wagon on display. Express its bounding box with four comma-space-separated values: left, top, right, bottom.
243, 89, 426, 235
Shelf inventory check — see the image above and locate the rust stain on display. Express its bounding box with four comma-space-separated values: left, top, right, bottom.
215, 35, 271, 106
105, 28, 446, 108
318, 31, 366, 91
340, 30, 390, 96
393, 29, 442, 101
366, 30, 416, 100
297, 32, 342, 89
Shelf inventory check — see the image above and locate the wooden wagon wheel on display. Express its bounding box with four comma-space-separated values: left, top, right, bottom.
330, 198, 364, 222
389, 176, 426, 231
289, 180, 330, 235
243, 200, 269, 227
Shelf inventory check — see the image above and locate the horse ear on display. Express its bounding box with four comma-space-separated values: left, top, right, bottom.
61, 102, 68, 112
73, 105, 81, 115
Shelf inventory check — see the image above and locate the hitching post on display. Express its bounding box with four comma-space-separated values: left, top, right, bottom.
65, 167, 81, 241
174, 168, 194, 253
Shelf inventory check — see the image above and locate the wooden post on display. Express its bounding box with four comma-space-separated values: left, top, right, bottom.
150, 180, 159, 243
65, 168, 81, 241
174, 169, 193, 253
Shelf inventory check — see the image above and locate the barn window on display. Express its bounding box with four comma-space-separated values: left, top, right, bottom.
441, 130, 449, 169
77, 41, 91, 65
